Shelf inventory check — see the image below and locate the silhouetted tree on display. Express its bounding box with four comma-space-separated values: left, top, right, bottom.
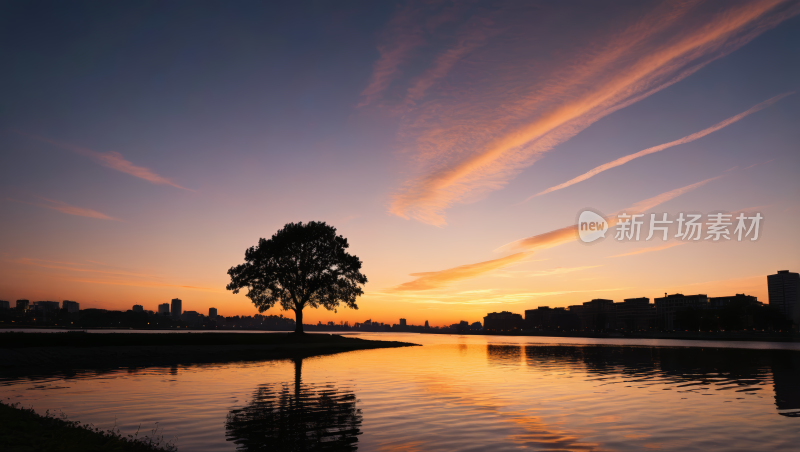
226, 221, 367, 334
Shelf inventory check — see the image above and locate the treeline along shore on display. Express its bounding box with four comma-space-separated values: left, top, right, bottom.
0, 332, 419, 374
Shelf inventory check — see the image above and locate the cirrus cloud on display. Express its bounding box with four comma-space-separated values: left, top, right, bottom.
377, 0, 799, 225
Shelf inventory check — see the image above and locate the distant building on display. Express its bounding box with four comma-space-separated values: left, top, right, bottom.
0, 300, 9, 310
654, 293, 708, 330
471, 321, 482, 331
525, 306, 552, 329
708, 294, 760, 310
399, 318, 407, 326
181, 310, 202, 326
16, 300, 29, 312
158, 303, 170, 316
424, 320, 429, 328
616, 297, 655, 331
132, 304, 144, 312
62, 300, 80, 313
32, 301, 61, 312
768, 271, 800, 327
171, 298, 182, 320
483, 311, 524, 333
209, 307, 218, 319
525, 306, 579, 330
569, 299, 615, 331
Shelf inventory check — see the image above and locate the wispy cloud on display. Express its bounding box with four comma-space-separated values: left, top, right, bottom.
384, 0, 798, 225
16, 258, 153, 278
15, 132, 192, 191
526, 266, 602, 276
359, 2, 466, 108
529, 92, 793, 199
11, 257, 221, 292
387, 261, 600, 294
59, 277, 219, 292
8, 196, 122, 221
743, 159, 775, 170
609, 242, 687, 258
358, 8, 425, 108
498, 175, 721, 253
375, 286, 628, 305
389, 175, 719, 293
624, 176, 722, 214
405, 18, 491, 104
387, 251, 531, 292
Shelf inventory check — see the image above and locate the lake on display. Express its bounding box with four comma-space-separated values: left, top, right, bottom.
1, 332, 799, 451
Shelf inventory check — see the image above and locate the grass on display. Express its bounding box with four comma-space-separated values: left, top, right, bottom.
0, 400, 176, 451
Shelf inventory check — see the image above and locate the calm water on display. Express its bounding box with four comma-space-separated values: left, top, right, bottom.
1, 332, 799, 451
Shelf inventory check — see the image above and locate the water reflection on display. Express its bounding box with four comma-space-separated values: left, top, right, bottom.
226, 358, 363, 451
486, 344, 800, 417
487, 344, 522, 365
772, 352, 800, 417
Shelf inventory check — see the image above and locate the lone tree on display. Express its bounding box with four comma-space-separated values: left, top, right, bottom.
226, 221, 367, 334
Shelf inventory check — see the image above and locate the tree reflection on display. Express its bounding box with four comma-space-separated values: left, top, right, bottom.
226, 358, 363, 451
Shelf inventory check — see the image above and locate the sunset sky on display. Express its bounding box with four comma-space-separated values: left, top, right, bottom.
1, 0, 799, 327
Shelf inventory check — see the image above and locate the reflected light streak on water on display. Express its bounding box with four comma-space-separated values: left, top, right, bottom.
1, 332, 799, 451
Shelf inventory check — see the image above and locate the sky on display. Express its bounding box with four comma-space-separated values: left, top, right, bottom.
1, 0, 799, 327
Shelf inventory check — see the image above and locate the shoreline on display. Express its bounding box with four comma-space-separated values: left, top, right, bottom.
446, 331, 800, 342
0, 332, 419, 376
2, 326, 797, 343
0, 400, 176, 451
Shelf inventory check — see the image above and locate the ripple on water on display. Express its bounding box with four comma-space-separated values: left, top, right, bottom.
1, 333, 799, 451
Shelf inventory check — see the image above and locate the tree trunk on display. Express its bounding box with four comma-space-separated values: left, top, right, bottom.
294, 308, 304, 334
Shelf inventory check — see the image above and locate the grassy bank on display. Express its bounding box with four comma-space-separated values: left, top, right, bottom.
0, 332, 419, 376
0, 400, 176, 451
0, 331, 412, 348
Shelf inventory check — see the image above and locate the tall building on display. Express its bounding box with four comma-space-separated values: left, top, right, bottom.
158, 303, 170, 316
399, 318, 407, 326
424, 320, 429, 328
0, 300, 9, 310
654, 294, 708, 330
16, 300, 29, 312
171, 298, 182, 320
62, 300, 80, 313
132, 304, 144, 312
768, 271, 800, 326
209, 307, 218, 319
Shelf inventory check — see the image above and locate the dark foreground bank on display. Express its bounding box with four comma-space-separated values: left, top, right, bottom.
0, 400, 176, 451
0, 332, 419, 374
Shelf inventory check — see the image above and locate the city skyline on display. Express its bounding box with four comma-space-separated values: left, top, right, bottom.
3, 268, 796, 329
1, 1, 799, 326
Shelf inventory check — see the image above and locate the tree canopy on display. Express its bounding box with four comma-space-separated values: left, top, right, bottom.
226, 221, 367, 333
